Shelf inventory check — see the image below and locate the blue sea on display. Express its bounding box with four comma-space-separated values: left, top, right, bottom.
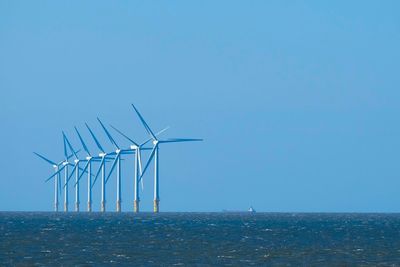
1, 212, 400, 266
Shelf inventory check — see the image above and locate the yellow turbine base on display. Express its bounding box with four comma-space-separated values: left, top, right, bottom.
153, 200, 160, 213
87, 202, 92, 212
116, 201, 121, 212
134, 200, 140, 213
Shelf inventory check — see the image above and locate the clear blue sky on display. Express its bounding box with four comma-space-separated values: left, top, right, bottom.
1, 1, 400, 212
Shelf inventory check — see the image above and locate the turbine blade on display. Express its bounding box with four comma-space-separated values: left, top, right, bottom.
33, 152, 57, 166
138, 149, 143, 176
140, 137, 153, 147
97, 118, 120, 149
91, 157, 105, 188
131, 104, 157, 140
77, 165, 93, 176
85, 123, 105, 152
64, 164, 77, 188
75, 161, 90, 186
58, 174, 61, 195
75, 126, 91, 156
120, 150, 135, 154
105, 155, 119, 184
45, 165, 65, 183
140, 147, 154, 151
62, 132, 68, 159
156, 126, 170, 136
110, 124, 139, 146
159, 138, 203, 143
69, 149, 81, 159
140, 145, 157, 178
63, 132, 78, 159
136, 150, 144, 191
140, 126, 170, 146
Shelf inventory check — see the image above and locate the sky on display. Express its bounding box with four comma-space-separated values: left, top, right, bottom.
1, 1, 400, 212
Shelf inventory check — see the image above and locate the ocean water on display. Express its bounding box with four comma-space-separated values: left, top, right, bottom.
1, 212, 400, 266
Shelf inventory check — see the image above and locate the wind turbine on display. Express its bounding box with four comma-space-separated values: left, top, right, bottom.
33, 152, 69, 212
55, 134, 71, 212
132, 104, 203, 213
73, 126, 101, 212
98, 118, 135, 212
62, 131, 83, 212
110, 124, 169, 212
86, 122, 115, 212
64, 129, 107, 212
34, 132, 81, 212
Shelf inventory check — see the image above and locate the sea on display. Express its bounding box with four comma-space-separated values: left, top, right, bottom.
1, 212, 400, 266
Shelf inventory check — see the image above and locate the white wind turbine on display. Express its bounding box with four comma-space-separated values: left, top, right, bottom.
86, 122, 116, 212
35, 134, 80, 212
62, 131, 96, 212
73, 126, 105, 212
132, 104, 203, 212
98, 118, 135, 212
109, 124, 169, 212
61, 134, 71, 212
34, 152, 70, 212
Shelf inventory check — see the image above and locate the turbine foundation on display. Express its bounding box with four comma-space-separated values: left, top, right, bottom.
75, 202, 80, 212
64, 203, 68, 212
116, 200, 121, 212
87, 202, 92, 212
54, 203, 59, 212
153, 199, 159, 213
101, 201, 106, 212
134, 200, 140, 213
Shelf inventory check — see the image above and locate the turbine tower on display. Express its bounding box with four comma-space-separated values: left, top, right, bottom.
61, 133, 71, 212
132, 104, 203, 213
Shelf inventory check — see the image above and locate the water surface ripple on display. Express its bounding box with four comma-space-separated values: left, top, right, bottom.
1, 212, 400, 266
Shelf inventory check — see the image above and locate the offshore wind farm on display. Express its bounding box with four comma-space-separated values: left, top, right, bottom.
34, 104, 202, 213
2, 1, 400, 265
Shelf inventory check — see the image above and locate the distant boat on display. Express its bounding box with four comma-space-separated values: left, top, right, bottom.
248, 206, 256, 213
